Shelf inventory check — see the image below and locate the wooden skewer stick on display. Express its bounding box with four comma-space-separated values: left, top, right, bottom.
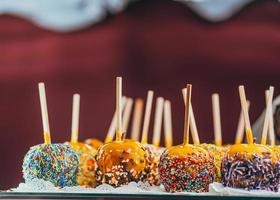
182, 88, 200, 145
105, 96, 126, 143
238, 85, 253, 144
212, 93, 222, 146
71, 94, 80, 143
116, 77, 123, 141
152, 97, 164, 147
141, 91, 154, 144
38, 82, 51, 144
261, 87, 274, 145
235, 101, 250, 144
122, 98, 133, 133
183, 84, 192, 145
265, 89, 275, 146
131, 98, 144, 141
164, 100, 173, 147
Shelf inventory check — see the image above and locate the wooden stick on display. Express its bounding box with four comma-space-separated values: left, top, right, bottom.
261, 87, 274, 145
265, 90, 275, 146
164, 100, 173, 147
238, 85, 253, 144
141, 90, 154, 144
235, 101, 250, 144
152, 97, 164, 147
71, 94, 80, 143
38, 82, 51, 144
212, 93, 222, 146
182, 88, 200, 144
183, 84, 192, 145
122, 98, 133, 133
131, 98, 144, 141
105, 97, 126, 143
116, 77, 122, 141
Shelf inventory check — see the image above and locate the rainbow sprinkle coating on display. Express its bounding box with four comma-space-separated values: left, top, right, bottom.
199, 144, 227, 183
68, 142, 98, 187
271, 146, 280, 186
22, 144, 79, 188
221, 152, 279, 191
159, 146, 214, 193
144, 144, 165, 186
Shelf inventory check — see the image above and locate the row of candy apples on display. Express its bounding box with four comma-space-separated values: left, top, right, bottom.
22, 78, 278, 193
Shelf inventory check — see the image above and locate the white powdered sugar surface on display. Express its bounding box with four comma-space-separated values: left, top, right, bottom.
9, 179, 280, 197
10, 179, 167, 194
209, 182, 280, 197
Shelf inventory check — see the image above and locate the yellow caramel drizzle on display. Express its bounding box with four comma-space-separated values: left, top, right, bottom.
165, 139, 173, 148
141, 135, 148, 144
115, 129, 122, 142
44, 132, 51, 144
153, 141, 160, 147
105, 136, 113, 143
216, 139, 222, 147
246, 129, 254, 145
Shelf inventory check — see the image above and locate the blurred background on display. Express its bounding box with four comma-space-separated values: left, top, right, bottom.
0, 0, 280, 190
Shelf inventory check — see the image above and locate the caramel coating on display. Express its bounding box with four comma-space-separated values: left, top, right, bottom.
221, 144, 279, 191
96, 139, 149, 187
22, 144, 79, 188
67, 142, 98, 187
228, 144, 276, 162
85, 138, 103, 149
144, 144, 165, 186
199, 144, 227, 182
164, 144, 209, 157
270, 146, 280, 159
159, 144, 214, 193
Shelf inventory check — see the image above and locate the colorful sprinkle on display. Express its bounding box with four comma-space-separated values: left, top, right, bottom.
22, 144, 79, 188
144, 144, 165, 186
68, 142, 98, 187
221, 151, 279, 191
159, 145, 214, 193
96, 140, 150, 187
199, 144, 227, 183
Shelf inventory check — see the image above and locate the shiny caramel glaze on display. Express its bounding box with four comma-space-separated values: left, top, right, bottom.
164, 144, 209, 157
144, 144, 165, 186
228, 144, 276, 162
270, 146, 280, 160
66, 141, 98, 187
67, 142, 97, 155
96, 139, 149, 186
199, 143, 227, 182
159, 144, 214, 192
85, 138, 103, 149
97, 140, 148, 172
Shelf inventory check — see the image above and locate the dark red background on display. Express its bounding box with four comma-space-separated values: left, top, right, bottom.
0, 0, 280, 189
